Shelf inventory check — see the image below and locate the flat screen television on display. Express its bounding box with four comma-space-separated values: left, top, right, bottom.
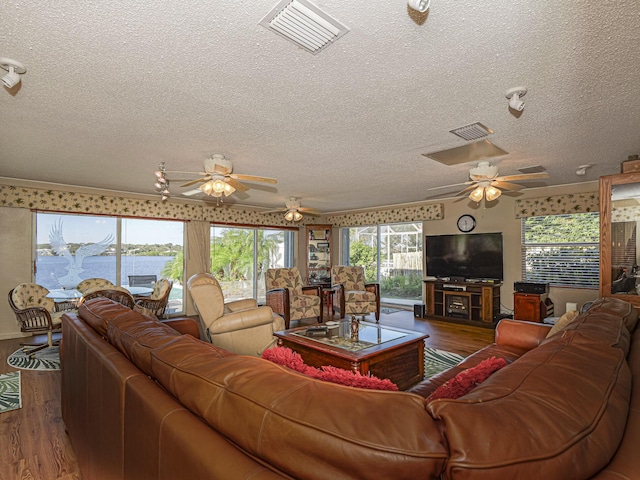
425, 232, 503, 281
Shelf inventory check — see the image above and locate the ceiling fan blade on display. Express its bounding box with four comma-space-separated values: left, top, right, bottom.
424, 181, 473, 192
298, 207, 322, 215
495, 172, 549, 182
180, 177, 210, 187
455, 184, 479, 196
181, 189, 203, 196
213, 164, 232, 175
491, 180, 524, 191
226, 178, 249, 192
230, 173, 278, 184
261, 208, 288, 214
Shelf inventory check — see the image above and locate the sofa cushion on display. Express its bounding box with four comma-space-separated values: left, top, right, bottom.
262, 346, 398, 391
426, 357, 506, 402
546, 310, 579, 337
78, 297, 132, 337
150, 334, 447, 480
428, 333, 631, 479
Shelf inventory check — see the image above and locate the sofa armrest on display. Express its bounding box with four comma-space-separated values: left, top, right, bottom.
161, 318, 201, 338
225, 298, 258, 312
208, 306, 275, 334
495, 318, 552, 351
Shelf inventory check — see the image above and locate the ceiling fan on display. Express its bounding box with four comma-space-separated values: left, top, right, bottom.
175, 154, 277, 199
261, 197, 321, 222
427, 161, 549, 202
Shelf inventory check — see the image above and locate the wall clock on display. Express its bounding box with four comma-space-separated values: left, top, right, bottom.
457, 214, 476, 233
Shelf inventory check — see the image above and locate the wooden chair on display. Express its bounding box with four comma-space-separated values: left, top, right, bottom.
134, 279, 173, 318
265, 267, 322, 329
331, 265, 380, 322
8, 283, 74, 357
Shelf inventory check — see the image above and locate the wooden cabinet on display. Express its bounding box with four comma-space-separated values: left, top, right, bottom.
424, 281, 500, 328
600, 172, 640, 311
513, 293, 551, 323
306, 225, 332, 286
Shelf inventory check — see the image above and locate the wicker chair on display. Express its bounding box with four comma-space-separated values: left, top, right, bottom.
134, 279, 173, 318
81, 286, 136, 309
8, 283, 74, 357
331, 265, 380, 322
265, 267, 322, 329
76, 278, 115, 295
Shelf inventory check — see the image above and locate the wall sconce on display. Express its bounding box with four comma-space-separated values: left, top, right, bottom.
0, 58, 27, 88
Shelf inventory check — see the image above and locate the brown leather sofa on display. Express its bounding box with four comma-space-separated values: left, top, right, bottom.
61, 296, 640, 479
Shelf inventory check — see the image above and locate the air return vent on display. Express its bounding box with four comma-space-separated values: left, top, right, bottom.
259, 0, 349, 55
449, 122, 494, 141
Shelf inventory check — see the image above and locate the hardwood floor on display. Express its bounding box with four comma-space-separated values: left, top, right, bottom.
0, 310, 494, 480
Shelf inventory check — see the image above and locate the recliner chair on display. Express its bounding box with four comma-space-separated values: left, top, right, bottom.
331, 265, 380, 322
187, 273, 284, 356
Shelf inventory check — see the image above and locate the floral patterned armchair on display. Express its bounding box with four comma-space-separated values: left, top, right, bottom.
8, 283, 74, 357
76, 277, 115, 295
265, 267, 322, 329
331, 265, 380, 322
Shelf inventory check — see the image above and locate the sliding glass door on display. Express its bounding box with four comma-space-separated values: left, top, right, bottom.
342, 222, 423, 305
210, 225, 293, 302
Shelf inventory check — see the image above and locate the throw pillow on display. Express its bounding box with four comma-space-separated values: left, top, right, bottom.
546, 310, 579, 338
262, 346, 398, 391
426, 356, 507, 402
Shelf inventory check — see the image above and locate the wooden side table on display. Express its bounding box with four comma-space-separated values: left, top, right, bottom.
321, 285, 338, 318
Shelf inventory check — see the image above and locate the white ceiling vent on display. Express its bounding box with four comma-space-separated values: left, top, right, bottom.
259, 0, 349, 55
449, 122, 494, 141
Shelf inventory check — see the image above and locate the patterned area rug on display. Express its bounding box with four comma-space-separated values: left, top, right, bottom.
0, 371, 21, 413
7, 346, 61, 371
424, 347, 465, 378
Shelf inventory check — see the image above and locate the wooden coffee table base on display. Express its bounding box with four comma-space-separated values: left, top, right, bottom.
276, 328, 426, 391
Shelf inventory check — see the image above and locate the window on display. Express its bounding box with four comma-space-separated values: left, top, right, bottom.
521, 213, 599, 288
35, 212, 185, 313
341, 223, 423, 304
210, 225, 294, 302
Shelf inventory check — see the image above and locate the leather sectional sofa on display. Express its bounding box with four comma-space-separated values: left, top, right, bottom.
61, 296, 640, 479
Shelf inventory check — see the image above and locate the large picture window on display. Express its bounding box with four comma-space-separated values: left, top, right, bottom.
341, 223, 423, 304
521, 212, 599, 288
210, 225, 294, 302
35, 212, 185, 313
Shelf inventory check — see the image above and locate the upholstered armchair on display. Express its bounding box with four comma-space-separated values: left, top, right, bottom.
265, 267, 322, 329
134, 279, 173, 318
8, 283, 74, 357
187, 273, 284, 356
331, 265, 380, 322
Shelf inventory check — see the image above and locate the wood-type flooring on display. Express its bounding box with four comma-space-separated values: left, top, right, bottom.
0, 309, 495, 480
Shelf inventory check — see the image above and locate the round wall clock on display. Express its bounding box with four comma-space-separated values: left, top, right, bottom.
457, 214, 476, 233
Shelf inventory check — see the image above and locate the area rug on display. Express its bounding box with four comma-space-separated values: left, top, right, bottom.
424, 347, 465, 378
7, 346, 61, 371
0, 371, 21, 413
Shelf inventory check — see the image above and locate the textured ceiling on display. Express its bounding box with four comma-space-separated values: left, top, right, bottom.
1, 0, 639, 213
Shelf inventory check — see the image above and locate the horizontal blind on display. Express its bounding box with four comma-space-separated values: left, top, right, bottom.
521, 213, 600, 288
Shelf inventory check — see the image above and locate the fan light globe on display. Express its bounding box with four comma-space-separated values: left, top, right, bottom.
485, 186, 502, 202
469, 187, 484, 203
293, 211, 303, 222
284, 210, 295, 222
212, 179, 226, 193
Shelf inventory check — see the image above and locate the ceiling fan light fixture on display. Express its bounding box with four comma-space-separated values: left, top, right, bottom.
469, 187, 484, 203
485, 185, 502, 201
211, 179, 227, 194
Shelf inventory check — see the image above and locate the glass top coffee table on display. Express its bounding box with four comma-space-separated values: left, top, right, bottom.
273, 319, 428, 390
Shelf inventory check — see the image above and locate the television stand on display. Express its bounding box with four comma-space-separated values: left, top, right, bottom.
424, 280, 501, 328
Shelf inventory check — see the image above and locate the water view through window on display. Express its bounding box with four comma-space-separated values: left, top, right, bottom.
35, 213, 185, 313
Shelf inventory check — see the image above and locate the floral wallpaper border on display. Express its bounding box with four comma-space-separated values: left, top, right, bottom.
612, 205, 640, 223
0, 184, 445, 228
515, 192, 599, 218
325, 203, 444, 227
